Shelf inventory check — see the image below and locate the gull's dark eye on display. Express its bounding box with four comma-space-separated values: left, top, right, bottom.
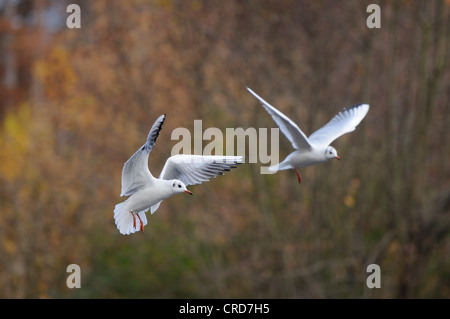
178, 184, 181, 188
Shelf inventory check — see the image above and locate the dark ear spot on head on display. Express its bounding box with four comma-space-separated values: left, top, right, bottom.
172, 182, 175, 187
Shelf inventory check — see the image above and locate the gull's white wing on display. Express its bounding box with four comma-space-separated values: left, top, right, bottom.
246, 87, 312, 150
159, 154, 243, 186
120, 114, 166, 196
308, 104, 369, 147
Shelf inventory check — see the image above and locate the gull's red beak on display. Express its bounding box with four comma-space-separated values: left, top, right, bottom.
184, 190, 194, 196
335, 156, 341, 160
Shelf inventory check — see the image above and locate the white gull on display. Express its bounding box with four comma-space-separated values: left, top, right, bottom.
114, 114, 243, 235
247, 87, 369, 183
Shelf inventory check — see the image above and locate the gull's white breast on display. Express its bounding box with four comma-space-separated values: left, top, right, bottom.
124, 183, 171, 213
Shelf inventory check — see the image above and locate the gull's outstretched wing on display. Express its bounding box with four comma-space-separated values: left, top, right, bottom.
246, 87, 312, 151
120, 114, 166, 196
308, 104, 369, 147
159, 154, 244, 186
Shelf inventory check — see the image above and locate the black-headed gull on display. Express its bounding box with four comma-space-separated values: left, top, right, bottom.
114, 114, 243, 235
246, 87, 369, 183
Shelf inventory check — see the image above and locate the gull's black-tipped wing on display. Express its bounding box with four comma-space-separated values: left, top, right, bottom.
159, 154, 244, 186
120, 114, 166, 196
308, 104, 369, 147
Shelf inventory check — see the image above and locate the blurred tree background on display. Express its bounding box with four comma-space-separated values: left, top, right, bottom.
0, 0, 449, 298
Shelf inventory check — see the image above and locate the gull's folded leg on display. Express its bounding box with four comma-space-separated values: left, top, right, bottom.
136, 214, 145, 233
295, 169, 302, 184
130, 211, 136, 229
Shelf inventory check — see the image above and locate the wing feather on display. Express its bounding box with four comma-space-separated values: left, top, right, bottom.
308, 104, 369, 147
159, 154, 243, 186
246, 87, 312, 150
120, 114, 166, 196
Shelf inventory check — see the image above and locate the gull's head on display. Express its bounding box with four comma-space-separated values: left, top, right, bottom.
325, 146, 340, 161
171, 180, 193, 196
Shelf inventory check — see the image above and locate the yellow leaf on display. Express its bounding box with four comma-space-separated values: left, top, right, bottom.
0, 104, 32, 182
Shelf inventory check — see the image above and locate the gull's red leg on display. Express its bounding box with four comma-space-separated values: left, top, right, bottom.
136, 213, 145, 233
130, 211, 136, 228
295, 169, 302, 183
